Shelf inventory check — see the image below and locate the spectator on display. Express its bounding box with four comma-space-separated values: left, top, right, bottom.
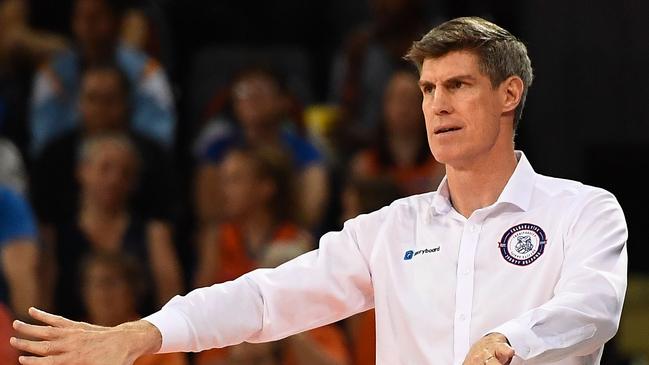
194, 67, 328, 230
29, 0, 175, 155
194, 146, 312, 287
0, 185, 40, 364
194, 148, 349, 365
80, 252, 188, 365
45, 134, 182, 320
330, 0, 431, 134
350, 67, 445, 196
31, 63, 176, 228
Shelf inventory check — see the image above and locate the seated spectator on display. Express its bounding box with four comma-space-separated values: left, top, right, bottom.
339, 177, 399, 365
0, 185, 40, 364
31, 62, 176, 228
194, 146, 312, 287
80, 252, 188, 365
194, 148, 349, 365
46, 134, 182, 320
350, 67, 445, 196
194, 67, 328, 229
29, 0, 175, 155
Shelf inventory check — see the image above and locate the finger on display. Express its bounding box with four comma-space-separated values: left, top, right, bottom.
10, 337, 61, 356
494, 343, 515, 362
13, 320, 61, 340
28, 307, 79, 329
19, 354, 61, 365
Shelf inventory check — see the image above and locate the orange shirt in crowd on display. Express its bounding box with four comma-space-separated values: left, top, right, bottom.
195, 325, 350, 365
197, 221, 350, 365
214, 221, 303, 283
353, 149, 444, 196
351, 310, 376, 365
0, 303, 18, 365
283, 324, 350, 365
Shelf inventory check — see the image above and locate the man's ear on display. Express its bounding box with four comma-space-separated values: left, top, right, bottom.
501, 76, 524, 114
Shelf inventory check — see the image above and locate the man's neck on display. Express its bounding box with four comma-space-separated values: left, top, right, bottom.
445, 147, 518, 219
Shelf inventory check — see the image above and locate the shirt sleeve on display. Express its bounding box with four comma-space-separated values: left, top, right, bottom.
143, 212, 378, 353
488, 188, 627, 363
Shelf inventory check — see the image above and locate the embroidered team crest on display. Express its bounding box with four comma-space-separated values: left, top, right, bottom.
498, 223, 547, 266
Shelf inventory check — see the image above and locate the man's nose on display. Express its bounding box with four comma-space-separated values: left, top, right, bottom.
428, 89, 453, 115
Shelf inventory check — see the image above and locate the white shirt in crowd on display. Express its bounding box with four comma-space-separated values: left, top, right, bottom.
145, 151, 627, 365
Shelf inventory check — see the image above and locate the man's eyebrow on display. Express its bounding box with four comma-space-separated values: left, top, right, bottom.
418, 80, 433, 88
444, 74, 476, 83
418, 74, 477, 88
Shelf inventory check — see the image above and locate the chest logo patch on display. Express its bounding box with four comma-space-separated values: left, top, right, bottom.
498, 223, 547, 266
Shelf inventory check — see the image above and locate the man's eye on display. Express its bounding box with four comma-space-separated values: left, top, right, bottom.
423, 85, 434, 94
452, 81, 463, 89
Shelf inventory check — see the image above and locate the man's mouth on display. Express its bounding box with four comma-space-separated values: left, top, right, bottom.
434, 126, 462, 135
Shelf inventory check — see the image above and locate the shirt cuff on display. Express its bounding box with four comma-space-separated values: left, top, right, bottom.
142, 306, 191, 354
487, 320, 541, 360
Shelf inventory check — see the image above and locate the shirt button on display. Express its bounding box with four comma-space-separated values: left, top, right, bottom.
461, 267, 471, 275
458, 313, 466, 321
470, 224, 478, 232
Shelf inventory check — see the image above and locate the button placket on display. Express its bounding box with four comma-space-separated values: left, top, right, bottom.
452, 221, 482, 364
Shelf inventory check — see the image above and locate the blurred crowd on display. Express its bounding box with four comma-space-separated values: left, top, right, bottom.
0, 0, 643, 364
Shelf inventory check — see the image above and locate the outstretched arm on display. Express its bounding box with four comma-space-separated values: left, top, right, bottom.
11, 308, 161, 365
10, 208, 383, 362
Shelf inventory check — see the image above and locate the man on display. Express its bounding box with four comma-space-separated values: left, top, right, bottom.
29, 0, 175, 155
10, 17, 627, 365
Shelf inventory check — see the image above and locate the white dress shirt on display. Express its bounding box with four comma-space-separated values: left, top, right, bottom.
145, 151, 627, 364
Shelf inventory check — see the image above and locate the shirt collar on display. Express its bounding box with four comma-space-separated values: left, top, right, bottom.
431, 151, 537, 215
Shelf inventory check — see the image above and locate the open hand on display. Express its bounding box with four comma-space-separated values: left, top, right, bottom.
10, 307, 161, 365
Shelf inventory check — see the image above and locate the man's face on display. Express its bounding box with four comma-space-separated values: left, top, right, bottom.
79, 70, 128, 133
419, 51, 509, 167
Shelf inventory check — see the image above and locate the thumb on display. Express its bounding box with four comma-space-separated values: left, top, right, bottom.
495, 343, 515, 363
